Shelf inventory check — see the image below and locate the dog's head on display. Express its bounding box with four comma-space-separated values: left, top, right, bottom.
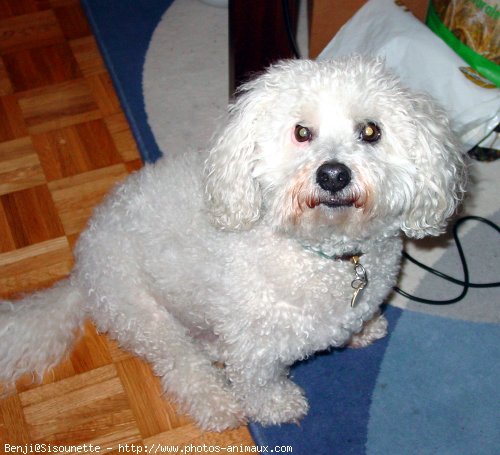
204, 57, 467, 241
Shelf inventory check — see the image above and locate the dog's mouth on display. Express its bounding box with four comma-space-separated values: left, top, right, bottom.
319, 194, 356, 208
321, 201, 354, 209
303, 189, 361, 210
295, 183, 365, 214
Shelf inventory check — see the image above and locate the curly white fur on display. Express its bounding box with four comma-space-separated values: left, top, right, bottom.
0, 56, 466, 431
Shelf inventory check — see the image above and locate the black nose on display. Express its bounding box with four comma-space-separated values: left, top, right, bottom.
316, 162, 351, 193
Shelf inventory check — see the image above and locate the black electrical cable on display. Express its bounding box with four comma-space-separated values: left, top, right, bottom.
282, 0, 302, 59
394, 216, 500, 305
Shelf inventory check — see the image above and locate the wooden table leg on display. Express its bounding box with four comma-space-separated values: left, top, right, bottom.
229, 0, 299, 95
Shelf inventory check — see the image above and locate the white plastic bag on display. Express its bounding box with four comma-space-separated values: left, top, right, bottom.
318, 0, 500, 150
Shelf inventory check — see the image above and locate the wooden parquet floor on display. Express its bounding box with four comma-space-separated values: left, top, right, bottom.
0, 1, 255, 452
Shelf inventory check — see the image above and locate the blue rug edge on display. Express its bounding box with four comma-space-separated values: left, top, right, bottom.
80, 0, 171, 163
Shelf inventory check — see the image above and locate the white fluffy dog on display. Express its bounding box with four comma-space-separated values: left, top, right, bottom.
0, 57, 466, 431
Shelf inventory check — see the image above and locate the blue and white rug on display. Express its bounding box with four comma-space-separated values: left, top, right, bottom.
82, 1, 500, 453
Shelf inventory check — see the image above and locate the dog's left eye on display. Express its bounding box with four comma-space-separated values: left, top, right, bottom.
294, 125, 313, 143
359, 122, 381, 143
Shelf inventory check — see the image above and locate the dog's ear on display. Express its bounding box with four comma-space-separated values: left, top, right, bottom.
204, 78, 267, 230
401, 94, 468, 239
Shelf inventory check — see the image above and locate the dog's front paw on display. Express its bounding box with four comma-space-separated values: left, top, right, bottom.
192, 389, 245, 431
159, 367, 245, 432
242, 379, 309, 426
348, 313, 388, 348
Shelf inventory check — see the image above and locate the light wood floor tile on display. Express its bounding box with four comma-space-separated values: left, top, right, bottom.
105, 113, 141, 162
19, 364, 116, 407
21, 368, 141, 449
0, 10, 63, 54
69, 36, 107, 77
15, 357, 77, 392
3, 42, 82, 92
52, 1, 91, 40
69, 321, 113, 374
17, 78, 101, 134
116, 358, 191, 438
87, 73, 121, 117
0, 137, 45, 195
0, 0, 50, 19
32, 119, 122, 181
48, 164, 128, 235
1, 184, 65, 248
0, 237, 72, 297
0, 395, 31, 445
105, 339, 134, 364
0, 94, 28, 140
0, 200, 17, 251
50, 0, 82, 9
0, 57, 13, 95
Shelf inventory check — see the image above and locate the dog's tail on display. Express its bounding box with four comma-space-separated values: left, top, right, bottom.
0, 278, 86, 390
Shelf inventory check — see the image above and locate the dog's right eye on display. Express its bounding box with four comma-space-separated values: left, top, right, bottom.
358, 121, 381, 144
294, 125, 313, 143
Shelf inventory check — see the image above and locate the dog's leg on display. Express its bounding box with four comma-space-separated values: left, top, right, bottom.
347, 311, 388, 348
226, 354, 309, 426
88, 292, 243, 431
